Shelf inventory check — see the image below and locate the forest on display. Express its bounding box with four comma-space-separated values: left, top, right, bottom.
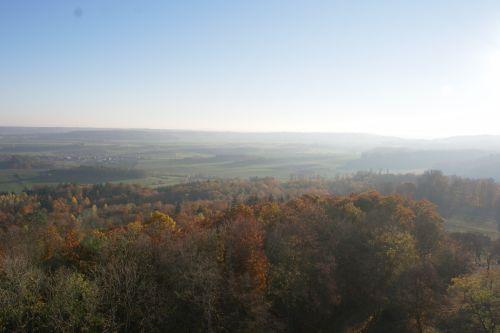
0, 171, 499, 332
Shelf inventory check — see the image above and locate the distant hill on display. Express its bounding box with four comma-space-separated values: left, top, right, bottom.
342, 148, 488, 172
0, 127, 408, 149
3, 127, 500, 151
341, 148, 500, 180
0, 127, 80, 136
431, 135, 500, 150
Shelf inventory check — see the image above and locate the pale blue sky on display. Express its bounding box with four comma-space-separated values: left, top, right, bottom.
1, 0, 500, 138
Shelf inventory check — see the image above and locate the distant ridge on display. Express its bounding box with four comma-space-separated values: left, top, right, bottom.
2, 127, 500, 151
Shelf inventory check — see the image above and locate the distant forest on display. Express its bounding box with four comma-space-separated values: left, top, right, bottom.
0, 171, 499, 332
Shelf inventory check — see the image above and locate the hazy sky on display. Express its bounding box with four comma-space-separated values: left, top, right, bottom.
1, 0, 500, 138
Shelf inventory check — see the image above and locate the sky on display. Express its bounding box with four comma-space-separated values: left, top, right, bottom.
1, 0, 500, 138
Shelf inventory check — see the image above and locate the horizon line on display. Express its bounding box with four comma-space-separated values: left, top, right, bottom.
1, 125, 500, 141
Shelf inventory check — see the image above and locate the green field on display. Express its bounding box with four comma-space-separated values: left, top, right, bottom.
445, 217, 500, 239
0, 139, 356, 192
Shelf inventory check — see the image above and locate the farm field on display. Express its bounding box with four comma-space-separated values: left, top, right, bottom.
0, 133, 355, 192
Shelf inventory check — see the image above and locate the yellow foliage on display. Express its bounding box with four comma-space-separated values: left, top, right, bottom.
148, 211, 176, 231
127, 220, 144, 233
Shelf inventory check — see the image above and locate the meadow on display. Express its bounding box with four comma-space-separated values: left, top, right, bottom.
0, 138, 354, 191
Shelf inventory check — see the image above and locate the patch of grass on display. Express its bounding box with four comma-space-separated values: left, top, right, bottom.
445, 217, 500, 239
